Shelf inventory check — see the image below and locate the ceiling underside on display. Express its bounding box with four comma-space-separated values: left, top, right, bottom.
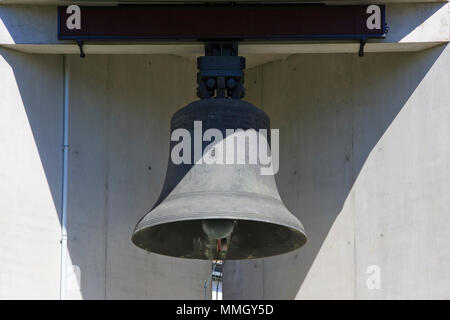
0, 0, 448, 67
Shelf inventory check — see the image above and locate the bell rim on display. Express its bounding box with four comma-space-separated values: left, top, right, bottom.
131, 216, 307, 260
133, 214, 305, 237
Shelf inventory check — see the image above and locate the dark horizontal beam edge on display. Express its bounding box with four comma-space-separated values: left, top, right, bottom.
58, 4, 387, 41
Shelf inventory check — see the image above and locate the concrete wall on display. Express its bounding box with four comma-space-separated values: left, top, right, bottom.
66, 54, 211, 299
224, 44, 450, 299
0, 49, 62, 299
0, 49, 212, 299
1, 42, 449, 300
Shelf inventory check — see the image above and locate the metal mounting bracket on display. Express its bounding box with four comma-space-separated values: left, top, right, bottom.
76, 40, 86, 58
359, 38, 367, 57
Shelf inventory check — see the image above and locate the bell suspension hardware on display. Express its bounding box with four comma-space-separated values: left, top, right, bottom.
196, 42, 245, 99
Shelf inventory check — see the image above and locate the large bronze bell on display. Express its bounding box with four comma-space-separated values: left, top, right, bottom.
132, 42, 306, 259
132, 98, 306, 259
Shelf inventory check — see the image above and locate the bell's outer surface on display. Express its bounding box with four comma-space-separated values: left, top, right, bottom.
132, 99, 307, 260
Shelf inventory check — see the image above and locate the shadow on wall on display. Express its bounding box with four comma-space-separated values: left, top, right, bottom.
0, 48, 64, 232
223, 44, 447, 299
1, 50, 214, 299
63, 54, 211, 299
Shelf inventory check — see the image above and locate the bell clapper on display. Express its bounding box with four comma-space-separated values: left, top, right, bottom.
201, 219, 235, 240
201, 219, 235, 256
217, 239, 222, 253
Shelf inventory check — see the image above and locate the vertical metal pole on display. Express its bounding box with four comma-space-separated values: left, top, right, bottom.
60, 55, 70, 300
204, 262, 217, 300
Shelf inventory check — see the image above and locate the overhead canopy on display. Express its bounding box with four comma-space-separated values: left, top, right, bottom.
0, 1, 448, 67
